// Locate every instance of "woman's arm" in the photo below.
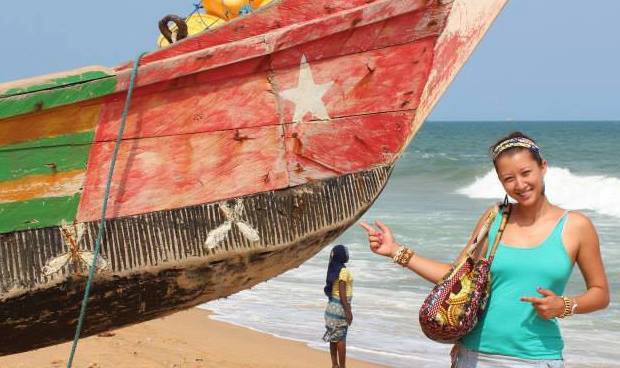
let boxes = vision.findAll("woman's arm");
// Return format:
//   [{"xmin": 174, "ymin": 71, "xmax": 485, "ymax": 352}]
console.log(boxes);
[
  {"xmin": 568, "ymin": 212, "xmax": 610, "ymax": 314},
  {"xmin": 339, "ymin": 280, "xmax": 352, "ymax": 325},
  {"xmin": 360, "ymin": 207, "xmax": 494, "ymax": 284}
]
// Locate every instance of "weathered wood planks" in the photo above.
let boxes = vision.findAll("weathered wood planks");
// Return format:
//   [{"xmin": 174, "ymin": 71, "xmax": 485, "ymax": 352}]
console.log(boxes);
[
  {"xmin": 0, "ymin": 67, "xmax": 114, "ymax": 98},
  {"xmin": 74, "ymin": 10, "xmax": 444, "ymax": 221},
  {"xmin": 77, "ymin": 126, "xmax": 289, "ymax": 222},
  {"xmin": 0, "ymin": 0, "xmax": 508, "ymax": 355},
  {"xmin": 0, "ymin": 78, "xmax": 116, "ymax": 120},
  {"xmin": 0, "ymin": 0, "xmax": 508, "ymax": 235},
  {"xmin": 113, "ymin": 0, "xmax": 435, "ymax": 93},
  {"xmin": 273, "ymin": 39, "xmax": 437, "ymax": 122},
  {"xmin": 129, "ymin": 0, "xmax": 402, "ymax": 67},
  {"xmin": 93, "ymin": 59, "xmax": 277, "ymax": 141},
  {"xmin": 0, "ymin": 103, "xmax": 102, "ymax": 233},
  {"xmin": 285, "ymin": 112, "xmax": 413, "ymax": 185}
]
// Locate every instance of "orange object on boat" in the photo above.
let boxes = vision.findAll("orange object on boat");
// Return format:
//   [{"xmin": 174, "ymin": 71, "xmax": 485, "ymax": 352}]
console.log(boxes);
[{"xmin": 203, "ymin": 0, "xmax": 254, "ymax": 20}]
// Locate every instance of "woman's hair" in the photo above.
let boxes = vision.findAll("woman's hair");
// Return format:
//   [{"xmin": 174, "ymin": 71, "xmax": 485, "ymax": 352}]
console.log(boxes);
[
  {"xmin": 323, "ymin": 245, "xmax": 349, "ymax": 298},
  {"xmin": 490, "ymin": 131, "xmax": 544, "ymax": 166}
]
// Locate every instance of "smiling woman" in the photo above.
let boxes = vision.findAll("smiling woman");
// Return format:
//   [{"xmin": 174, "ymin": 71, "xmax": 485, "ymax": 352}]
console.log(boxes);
[{"xmin": 361, "ymin": 131, "xmax": 611, "ymax": 367}]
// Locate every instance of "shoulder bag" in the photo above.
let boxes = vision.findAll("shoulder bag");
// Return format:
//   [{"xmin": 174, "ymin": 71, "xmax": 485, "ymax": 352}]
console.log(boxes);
[{"xmin": 418, "ymin": 203, "xmax": 511, "ymax": 343}]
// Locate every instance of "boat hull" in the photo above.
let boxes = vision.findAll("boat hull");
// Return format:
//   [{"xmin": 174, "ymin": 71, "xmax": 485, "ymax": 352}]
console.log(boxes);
[
  {"xmin": 0, "ymin": 0, "xmax": 507, "ymax": 355},
  {"xmin": 0, "ymin": 166, "xmax": 390, "ymax": 355}
]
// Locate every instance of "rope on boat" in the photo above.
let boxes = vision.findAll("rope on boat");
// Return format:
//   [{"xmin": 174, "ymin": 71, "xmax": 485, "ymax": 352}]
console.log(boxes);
[
  {"xmin": 192, "ymin": 2, "xmax": 204, "ymax": 11},
  {"xmin": 66, "ymin": 52, "xmax": 146, "ymax": 368}
]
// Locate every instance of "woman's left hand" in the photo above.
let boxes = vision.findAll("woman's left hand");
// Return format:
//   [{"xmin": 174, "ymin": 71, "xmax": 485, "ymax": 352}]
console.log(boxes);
[{"xmin": 520, "ymin": 287, "xmax": 565, "ymax": 319}]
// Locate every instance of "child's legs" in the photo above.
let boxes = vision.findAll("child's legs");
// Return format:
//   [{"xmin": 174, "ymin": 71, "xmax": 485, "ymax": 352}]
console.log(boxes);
[
  {"xmin": 329, "ymin": 342, "xmax": 338, "ymax": 367},
  {"xmin": 336, "ymin": 339, "xmax": 346, "ymax": 368}
]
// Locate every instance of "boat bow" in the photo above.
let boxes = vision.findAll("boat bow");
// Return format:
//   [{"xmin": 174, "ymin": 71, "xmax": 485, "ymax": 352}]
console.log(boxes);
[{"xmin": 0, "ymin": 0, "xmax": 506, "ymax": 355}]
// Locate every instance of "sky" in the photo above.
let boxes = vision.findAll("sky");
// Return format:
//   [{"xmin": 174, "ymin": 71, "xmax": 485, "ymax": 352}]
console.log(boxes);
[{"xmin": 0, "ymin": 0, "xmax": 618, "ymax": 121}]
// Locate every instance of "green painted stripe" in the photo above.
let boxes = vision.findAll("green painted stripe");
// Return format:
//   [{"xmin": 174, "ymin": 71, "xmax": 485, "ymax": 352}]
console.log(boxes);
[
  {"xmin": 0, "ymin": 131, "xmax": 94, "ymax": 152},
  {"xmin": 0, "ymin": 194, "xmax": 80, "ymax": 234},
  {"xmin": 1, "ymin": 71, "xmax": 112, "ymax": 98},
  {"xmin": 0, "ymin": 77, "xmax": 117, "ymax": 120},
  {"xmin": 0, "ymin": 142, "xmax": 91, "ymax": 181}
]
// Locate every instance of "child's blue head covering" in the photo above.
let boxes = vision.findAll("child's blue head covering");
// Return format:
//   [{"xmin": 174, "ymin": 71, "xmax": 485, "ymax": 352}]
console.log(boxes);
[{"xmin": 323, "ymin": 244, "xmax": 349, "ymax": 298}]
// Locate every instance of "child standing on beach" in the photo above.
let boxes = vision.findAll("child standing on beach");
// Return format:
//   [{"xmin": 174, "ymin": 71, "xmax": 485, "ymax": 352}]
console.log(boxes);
[{"xmin": 323, "ymin": 244, "xmax": 353, "ymax": 368}]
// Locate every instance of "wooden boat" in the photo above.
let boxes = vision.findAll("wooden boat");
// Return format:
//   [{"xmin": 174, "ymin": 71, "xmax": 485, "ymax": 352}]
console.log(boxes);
[{"xmin": 0, "ymin": 0, "xmax": 506, "ymax": 355}]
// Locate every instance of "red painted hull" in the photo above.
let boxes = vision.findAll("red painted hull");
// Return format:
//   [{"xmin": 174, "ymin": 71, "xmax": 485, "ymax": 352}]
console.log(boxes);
[
  {"xmin": 0, "ymin": 0, "xmax": 506, "ymax": 355},
  {"xmin": 79, "ymin": 0, "xmax": 506, "ymax": 222}
]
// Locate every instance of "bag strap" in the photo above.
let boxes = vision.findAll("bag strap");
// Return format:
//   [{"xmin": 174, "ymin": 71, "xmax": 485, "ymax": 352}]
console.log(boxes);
[
  {"xmin": 486, "ymin": 203, "xmax": 511, "ymax": 261},
  {"xmin": 461, "ymin": 204, "xmax": 499, "ymax": 259},
  {"xmin": 443, "ymin": 203, "xmax": 511, "ymax": 282},
  {"xmin": 470, "ymin": 205, "xmax": 499, "ymax": 252}
]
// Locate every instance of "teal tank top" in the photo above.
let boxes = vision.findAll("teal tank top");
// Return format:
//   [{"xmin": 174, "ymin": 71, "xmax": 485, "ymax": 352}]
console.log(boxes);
[{"xmin": 461, "ymin": 208, "xmax": 574, "ymax": 360}]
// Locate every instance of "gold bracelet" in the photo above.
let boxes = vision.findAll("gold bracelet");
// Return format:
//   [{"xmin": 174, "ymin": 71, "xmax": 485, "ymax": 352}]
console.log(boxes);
[
  {"xmin": 392, "ymin": 246, "xmax": 405, "ymax": 263},
  {"xmin": 394, "ymin": 246, "xmax": 408, "ymax": 264},
  {"xmin": 558, "ymin": 296, "xmax": 573, "ymax": 318},
  {"xmin": 401, "ymin": 248, "xmax": 415, "ymax": 266},
  {"xmin": 393, "ymin": 246, "xmax": 415, "ymax": 266}
]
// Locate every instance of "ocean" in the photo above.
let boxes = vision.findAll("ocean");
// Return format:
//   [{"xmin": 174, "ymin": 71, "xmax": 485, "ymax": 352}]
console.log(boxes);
[{"xmin": 202, "ymin": 121, "xmax": 620, "ymax": 367}]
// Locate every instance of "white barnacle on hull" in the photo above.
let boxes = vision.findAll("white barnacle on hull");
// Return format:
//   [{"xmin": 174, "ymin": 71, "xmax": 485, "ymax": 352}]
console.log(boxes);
[
  {"xmin": 204, "ymin": 198, "xmax": 260, "ymax": 249},
  {"xmin": 42, "ymin": 221, "xmax": 110, "ymax": 276},
  {"xmin": 77, "ymin": 251, "xmax": 109, "ymax": 273},
  {"xmin": 204, "ymin": 221, "xmax": 232, "ymax": 249},
  {"xmin": 41, "ymin": 253, "xmax": 72, "ymax": 276},
  {"xmin": 235, "ymin": 221, "xmax": 260, "ymax": 242}
]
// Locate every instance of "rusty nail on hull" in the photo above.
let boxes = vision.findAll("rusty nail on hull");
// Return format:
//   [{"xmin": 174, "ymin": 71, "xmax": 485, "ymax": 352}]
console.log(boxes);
[
  {"xmin": 233, "ymin": 130, "xmax": 253, "ymax": 142},
  {"xmin": 45, "ymin": 163, "xmax": 57, "ymax": 173}
]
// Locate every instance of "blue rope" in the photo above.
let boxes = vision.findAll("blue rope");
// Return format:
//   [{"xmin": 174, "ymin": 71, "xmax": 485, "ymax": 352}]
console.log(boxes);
[
  {"xmin": 66, "ymin": 52, "xmax": 146, "ymax": 368},
  {"xmin": 187, "ymin": 2, "xmax": 204, "ymax": 19},
  {"xmin": 239, "ymin": 4, "xmax": 253, "ymax": 16},
  {"xmin": 193, "ymin": 2, "xmax": 204, "ymax": 11}
]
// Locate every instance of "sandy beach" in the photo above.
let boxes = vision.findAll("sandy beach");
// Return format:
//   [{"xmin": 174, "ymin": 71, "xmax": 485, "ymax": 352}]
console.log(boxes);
[{"xmin": 0, "ymin": 308, "xmax": 385, "ymax": 368}]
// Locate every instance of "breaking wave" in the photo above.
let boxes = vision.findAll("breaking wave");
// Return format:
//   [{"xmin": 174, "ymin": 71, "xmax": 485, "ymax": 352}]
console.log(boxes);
[{"xmin": 457, "ymin": 167, "xmax": 620, "ymax": 218}]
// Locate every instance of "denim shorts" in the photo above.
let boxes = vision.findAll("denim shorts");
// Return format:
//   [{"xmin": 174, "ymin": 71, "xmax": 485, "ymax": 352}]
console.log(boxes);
[{"xmin": 456, "ymin": 346, "xmax": 564, "ymax": 368}]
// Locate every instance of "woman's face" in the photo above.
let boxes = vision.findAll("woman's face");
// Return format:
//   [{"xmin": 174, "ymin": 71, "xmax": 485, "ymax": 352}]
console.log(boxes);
[{"xmin": 495, "ymin": 150, "xmax": 547, "ymax": 206}]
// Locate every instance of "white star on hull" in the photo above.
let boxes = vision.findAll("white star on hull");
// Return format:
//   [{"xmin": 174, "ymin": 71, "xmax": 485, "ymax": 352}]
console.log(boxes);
[{"xmin": 279, "ymin": 55, "xmax": 334, "ymax": 123}]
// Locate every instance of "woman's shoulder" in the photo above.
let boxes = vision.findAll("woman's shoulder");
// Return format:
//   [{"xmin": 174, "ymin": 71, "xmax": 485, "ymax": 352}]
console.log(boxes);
[
  {"xmin": 565, "ymin": 210, "xmax": 596, "ymax": 231},
  {"xmin": 562, "ymin": 209, "xmax": 598, "ymax": 249}
]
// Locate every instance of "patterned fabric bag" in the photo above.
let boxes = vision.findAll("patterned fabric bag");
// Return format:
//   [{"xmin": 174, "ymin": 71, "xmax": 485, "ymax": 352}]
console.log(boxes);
[{"xmin": 419, "ymin": 203, "xmax": 511, "ymax": 344}]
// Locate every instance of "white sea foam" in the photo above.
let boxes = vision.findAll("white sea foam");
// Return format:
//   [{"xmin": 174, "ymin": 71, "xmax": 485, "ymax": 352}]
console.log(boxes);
[{"xmin": 457, "ymin": 167, "xmax": 620, "ymax": 218}]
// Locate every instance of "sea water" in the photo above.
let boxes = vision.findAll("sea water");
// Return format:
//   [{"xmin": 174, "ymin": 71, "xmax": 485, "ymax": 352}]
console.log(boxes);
[{"xmin": 203, "ymin": 121, "xmax": 620, "ymax": 367}]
